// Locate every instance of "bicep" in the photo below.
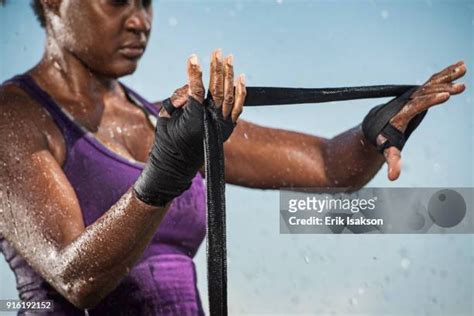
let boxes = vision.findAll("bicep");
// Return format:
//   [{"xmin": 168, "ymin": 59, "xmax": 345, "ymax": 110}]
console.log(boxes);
[
  {"xmin": 223, "ymin": 119, "xmax": 329, "ymax": 188},
  {"xmin": 1, "ymin": 110, "xmax": 85, "ymax": 280}
]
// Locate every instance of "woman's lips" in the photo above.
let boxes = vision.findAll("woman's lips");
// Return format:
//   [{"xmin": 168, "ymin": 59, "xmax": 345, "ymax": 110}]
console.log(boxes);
[{"xmin": 119, "ymin": 46, "xmax": 145, "ymax": 59}]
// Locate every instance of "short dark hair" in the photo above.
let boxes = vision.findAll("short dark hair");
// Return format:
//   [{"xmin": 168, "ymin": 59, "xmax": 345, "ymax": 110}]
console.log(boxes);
[{"xmin": 31, "ymin": 0, "xmax": 46, "ymax": 28}]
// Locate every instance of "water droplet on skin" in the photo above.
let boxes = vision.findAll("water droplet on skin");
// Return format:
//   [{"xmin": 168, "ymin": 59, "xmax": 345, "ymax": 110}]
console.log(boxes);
[{"xmin": 243, "ymin": 132, "xmax": 249, "ymax": 140}]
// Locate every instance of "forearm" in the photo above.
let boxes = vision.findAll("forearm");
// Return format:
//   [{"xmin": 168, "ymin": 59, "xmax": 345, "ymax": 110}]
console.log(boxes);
[
  {"xmin": 323, "ymin": 124, "xmax": 385, "ymax": 189},
  {"xmin": 224, "ymin": 121, "xmax": 329, "ymax": 188},
  {"xmin": 50, "ymin": 189, "xmax": 167, "ymax": 308}
]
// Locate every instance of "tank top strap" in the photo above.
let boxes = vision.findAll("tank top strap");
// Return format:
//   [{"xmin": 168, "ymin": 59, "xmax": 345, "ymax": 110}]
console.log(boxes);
[{"xmin": 4, "ymin": 74, "xmax": 85, "ymax": 141}]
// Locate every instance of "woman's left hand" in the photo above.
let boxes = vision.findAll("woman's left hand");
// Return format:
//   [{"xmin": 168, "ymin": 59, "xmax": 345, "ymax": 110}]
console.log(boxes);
[{"xmin": 379, "ymin": 61, "xmax": 467, "ymax": 181}]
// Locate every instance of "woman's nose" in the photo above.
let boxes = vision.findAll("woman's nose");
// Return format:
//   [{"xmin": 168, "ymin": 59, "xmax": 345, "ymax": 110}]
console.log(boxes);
[{"xmin": 125, "ymin": 8, "xmax": 151, "ymax": 34}]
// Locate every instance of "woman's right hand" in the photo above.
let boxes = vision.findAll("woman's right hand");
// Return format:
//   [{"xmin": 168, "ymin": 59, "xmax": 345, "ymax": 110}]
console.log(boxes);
[
  {"xmin": 133, "ymin": 55, "xmax": 207, "ymax": 207},
  {"xmin": 163, "ymin": 50, "xmax": 247, "ymax": 141},
  {"xmin": 134, "ymin": 52, "xmax": 246, "ymax": 207}
]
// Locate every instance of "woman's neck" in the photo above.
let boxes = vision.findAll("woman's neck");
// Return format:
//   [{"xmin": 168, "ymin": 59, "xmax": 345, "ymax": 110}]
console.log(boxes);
[{"xmin": 29, "ymin": 37, "xmax": 123, "ymax": 103}]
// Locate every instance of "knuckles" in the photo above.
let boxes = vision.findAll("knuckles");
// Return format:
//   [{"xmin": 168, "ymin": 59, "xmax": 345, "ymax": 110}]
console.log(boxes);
[{"xmin": 224, "ymin": 95, "xmax": 234, "ymax": 105}]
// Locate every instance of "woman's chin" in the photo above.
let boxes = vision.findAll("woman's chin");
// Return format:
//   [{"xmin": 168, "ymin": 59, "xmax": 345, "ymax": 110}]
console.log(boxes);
[{"xmin": 100, "ymin": 60, "xmax": 140, "ymax": 78}]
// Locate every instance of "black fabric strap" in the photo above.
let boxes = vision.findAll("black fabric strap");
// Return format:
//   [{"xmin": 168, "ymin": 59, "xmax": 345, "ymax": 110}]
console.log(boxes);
[
  {"xmin": 203, "ymin": 96, "xmax": 228, "ymax": 316},
  {"xmin": 378, "ymin": 123, "xmax": 406, "ymax": 152},
  {"xmin": 244, "ymin": 85, "xmax": 418, "ymax": 106},
  {"xmin": 201, "ymin": 84, "xmax": 422, "ymax": 315},
  {"xmin": 360, "ymin": 87, "xmax": 426, "ymax": 153},
  {"xmin": 161, "ymin": 98, "xmax": 176, "ymax": 116}
]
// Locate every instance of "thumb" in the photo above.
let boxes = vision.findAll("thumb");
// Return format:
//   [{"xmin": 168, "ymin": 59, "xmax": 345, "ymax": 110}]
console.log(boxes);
[
  {"xmin": 187, "ymin": 54, "xmax": 205, "ymax": 103},
  {"xmin": 384, "ymin": 146, "xmax": 402, "ymax": 181}
]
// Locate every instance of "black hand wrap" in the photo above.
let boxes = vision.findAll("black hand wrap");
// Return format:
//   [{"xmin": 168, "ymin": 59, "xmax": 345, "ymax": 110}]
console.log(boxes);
[
  {"xmin": 133, "ymin": 97, "xmax": 205, "ymax": 207},
  {"xmin": 362, "ymin": 87, "xmax": 428, "ymax": 153},
  {"xmin": 133, "ymin": 96, "xmax": 236, "ymax": 207},
  {"xmin": 161, "ymin": 97, "xmax": 236, "ymax": 142}
]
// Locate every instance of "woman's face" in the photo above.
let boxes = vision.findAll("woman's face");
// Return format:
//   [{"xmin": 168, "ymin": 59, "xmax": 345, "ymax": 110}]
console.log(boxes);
[{"xmin": 50, "ymin": 0, "xmax": 153, "ymax": 78}]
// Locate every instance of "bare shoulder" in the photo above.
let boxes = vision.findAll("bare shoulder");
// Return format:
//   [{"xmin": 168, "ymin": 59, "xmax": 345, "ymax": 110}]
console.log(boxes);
[{"xmin": 0, "ymin": 83, "xmax": 66, "ymax": 165}]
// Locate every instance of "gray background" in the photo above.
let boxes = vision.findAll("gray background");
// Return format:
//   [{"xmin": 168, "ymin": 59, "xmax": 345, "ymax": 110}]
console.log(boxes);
[{"xmin": 1, "ymin": 0, "xmax": 473, "ymax": 315}]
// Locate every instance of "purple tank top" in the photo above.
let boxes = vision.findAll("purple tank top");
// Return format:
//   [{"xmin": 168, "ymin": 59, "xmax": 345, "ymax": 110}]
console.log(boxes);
[{"xmin": 0, "ymin": 75, "xmax": 207, "ymax": 315}]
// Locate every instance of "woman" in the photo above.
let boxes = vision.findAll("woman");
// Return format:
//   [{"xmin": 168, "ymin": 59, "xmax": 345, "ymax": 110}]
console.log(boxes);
[{"xmin": 0, "ymin": 0, "xmax": 466, "ymax": 315}]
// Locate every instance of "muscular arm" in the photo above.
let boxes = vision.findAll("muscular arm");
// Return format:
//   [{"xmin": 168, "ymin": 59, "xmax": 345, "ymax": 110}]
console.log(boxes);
[
  {"xmin": 0, "ymin": 93, "xmax": 169, "ymax": 309},
  {"xmin": 224, "ymin": 120, "xmax": 383, "ymax": 190},
  {"xmin": 224, "ymin": 62, "xmax": 466, "ymax": 190}
]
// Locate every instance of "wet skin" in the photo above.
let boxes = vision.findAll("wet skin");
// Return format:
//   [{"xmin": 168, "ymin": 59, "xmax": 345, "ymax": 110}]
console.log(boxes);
[{"xmin": 0, "ymin": 0, "xmax": 467, "ymax": 310}]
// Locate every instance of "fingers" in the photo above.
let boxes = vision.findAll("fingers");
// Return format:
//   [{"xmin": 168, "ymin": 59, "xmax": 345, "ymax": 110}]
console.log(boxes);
[
  {"xmin": 160, "ymin": 84, "xmax": 189, "ymax": 118},
  {"xmin": 383, "ymin": 146, "xmax": 402, "ymax": 181},
  {"xmin": 412, "ymin": 82, "xmax": 465, "ymax": 97},
  {"xmin": 379, "ymin": 61, "xmax": 467, "ymax": 181},
  {"xmin": 390, "ymin": 60, "xmax": 466, "ymax": 131},
  {"xmin": 209, "ymin": 49, "xmax": 224, "ymax": 107},
  {"xmin": 231, "ymin": 75, "xmax": 246, "ymax": 123},
  {"xmin": 209, "ymin": 49, "xmax": 246, "ymax": 122},
  {"xmin": 187, "ymin": 55, "xmax": 205, "ymax": 103},
  {"xmin": 170, "ymin": 84, "xmax": 189, "ymax": 108},
  {"xmin": 222, "ymin": 55, "xmax": 235, "ymax": 119},
  {"xmin": 391, "ymin": 92, "xmax": 450, "ymax": 130},
  {"xmin": 426, "ymin": 61, "xmax": 466, "ymax": 85},
  {"xmin": 186, "ymin": 50, "xmax": 245, "ymax": 123}
]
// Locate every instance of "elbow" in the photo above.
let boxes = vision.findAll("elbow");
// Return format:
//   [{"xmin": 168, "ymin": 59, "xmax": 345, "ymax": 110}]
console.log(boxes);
[
  {"xmin": 339, "ymin": 183, "xmax": 365, "ymax": 193},
  {"xmin": 68, "ymin": 289, "xmax": 103, "ymax": 310},
  {"xmin": 324, "ymin": 179, "xmax": 365, "ymax": 193},
  {"xmin": 53, "ymin": 277, "xmax": 108, "ymax": 310},
  {"xmin": 323, "ymin": 171, "xmax": 366, "ymax": 193},
  {"xmin": 328, "ymin": 176, "xmax": 367, "ymax": 193}
]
